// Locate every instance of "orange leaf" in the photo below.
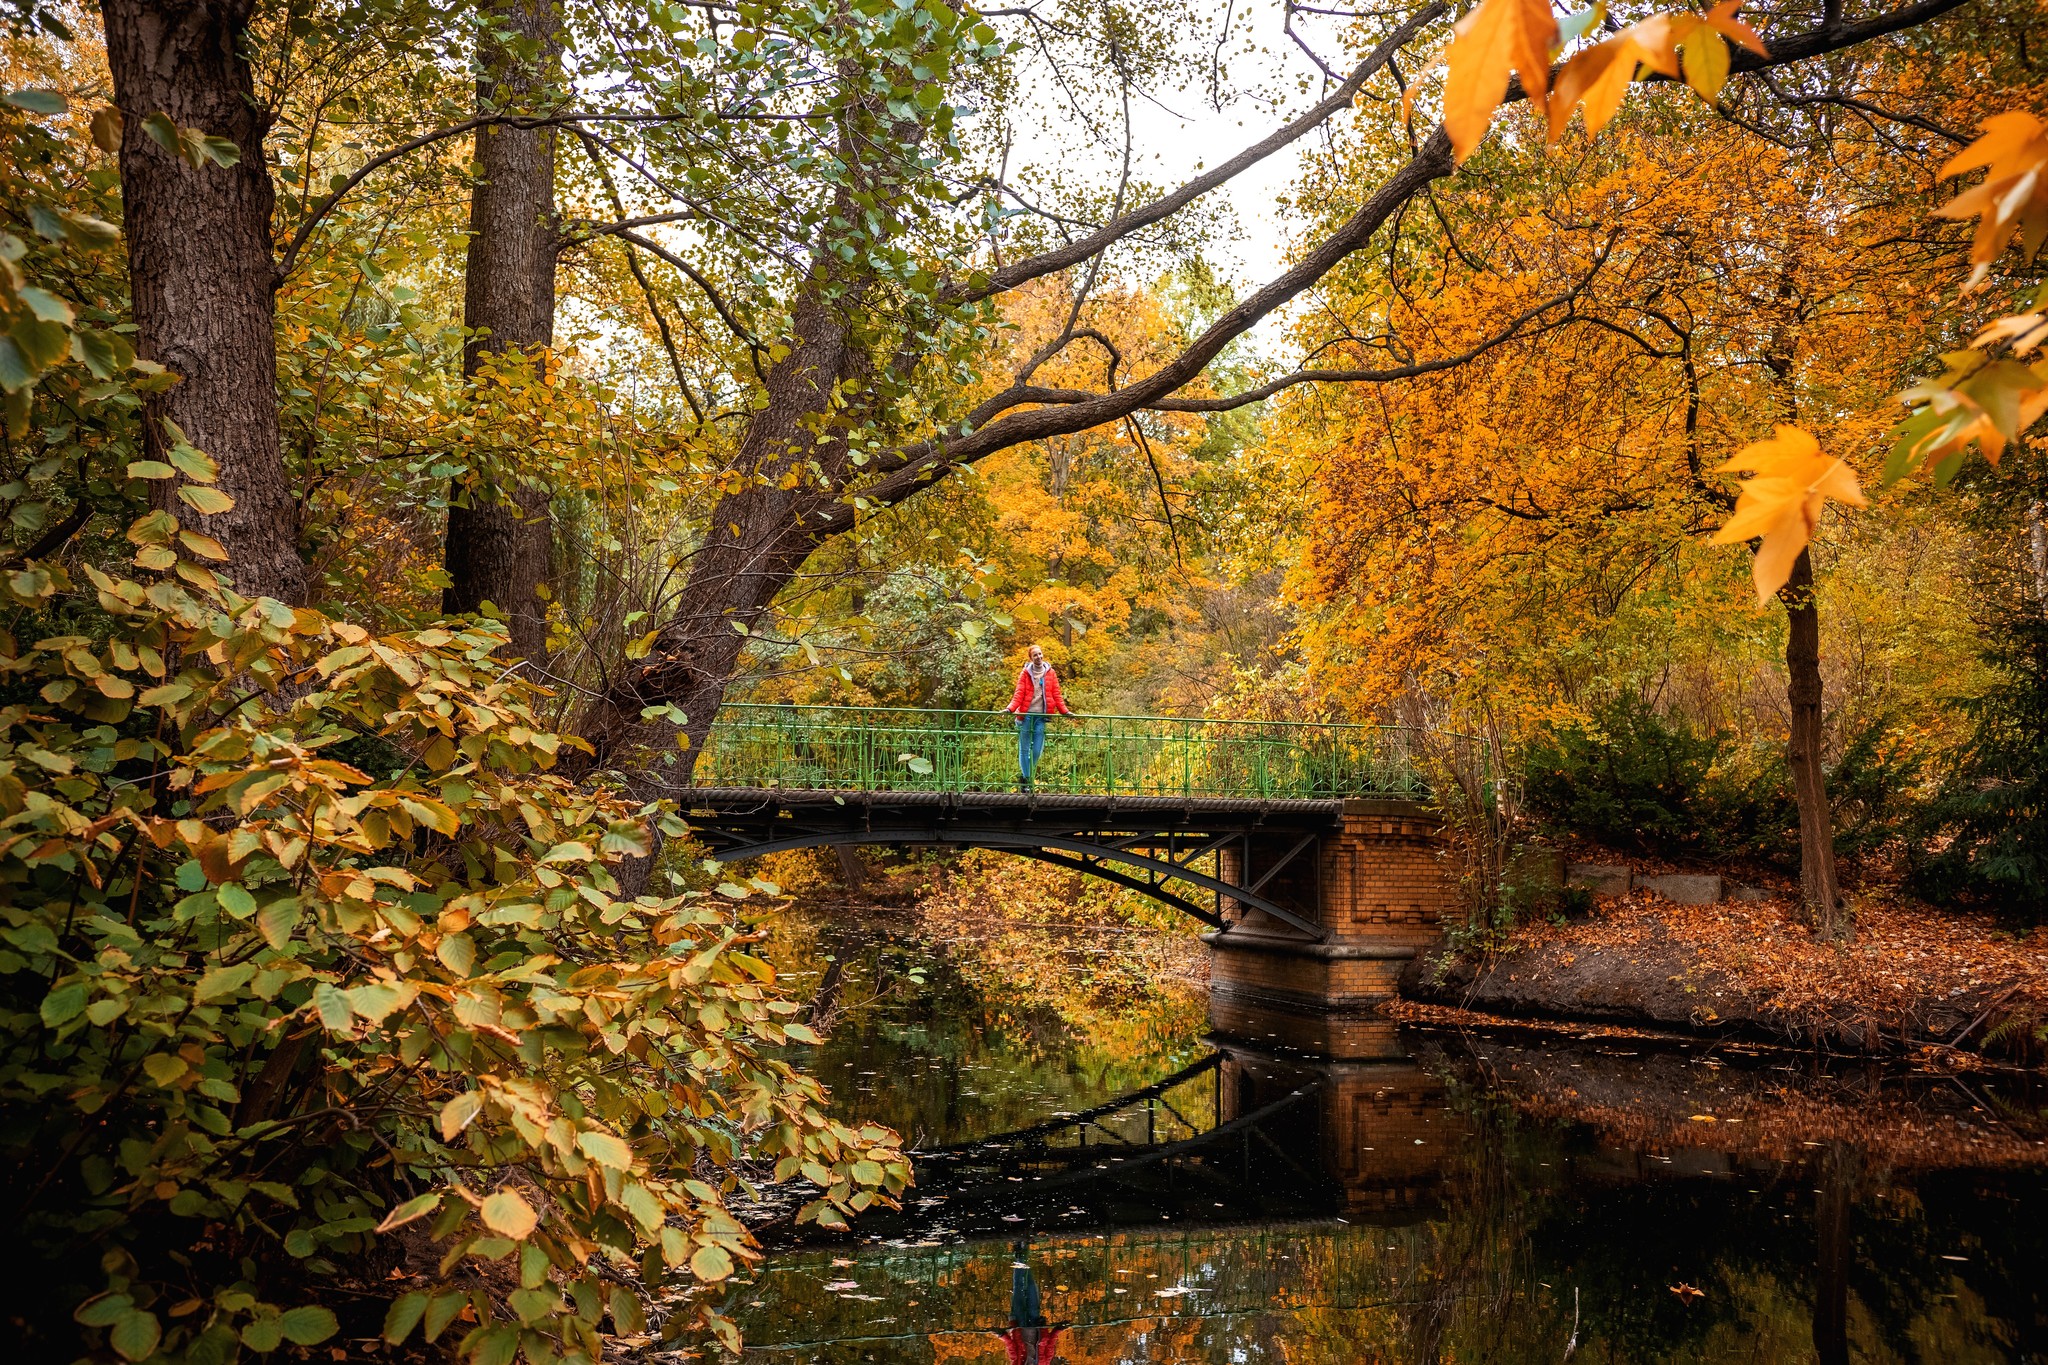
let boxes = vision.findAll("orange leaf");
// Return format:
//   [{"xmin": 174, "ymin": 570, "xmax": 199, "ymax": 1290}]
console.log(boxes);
[
  {"xmin": 1708, "ymin": 425, "xmax": 1867, "ymax": 604},
  {"xmin": 1549, "ymin": 35, "xmax": 1649, "ymax": 140},
  {"xmin": 1703, "ymin": 0, "xmax": 1767, "ymax": 54},
  {"xmin": 1443, "ymin": 0, "xmax": 1559, "ymax": 161},
  {"xmin": 1934, "ymin": 111, "xmax": 2048, "ymax": 281}
]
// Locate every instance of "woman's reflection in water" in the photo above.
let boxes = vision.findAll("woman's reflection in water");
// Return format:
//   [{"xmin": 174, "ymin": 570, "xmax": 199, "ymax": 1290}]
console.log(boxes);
[{"xmin": 995, "ymin": 1241, "xmax": 1063, "ymax": 1364}]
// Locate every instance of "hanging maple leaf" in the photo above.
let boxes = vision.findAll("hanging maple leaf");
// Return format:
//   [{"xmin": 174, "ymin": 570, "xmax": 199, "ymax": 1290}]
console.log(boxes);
[
  {"xmin": 1709, "ymin": 425, "xmax": 1868, "ymax": 605},
  {"xmin": 1549, "ymin": 1, "xmax": 1765, "ymax": 140},
  {"xmin": 1442, "ymin": 0, "xmax": 1560, "ymax": 161},
  {"xmin": 1934, "ymin": 111, "xmax": 2048, "ymax": 286}
]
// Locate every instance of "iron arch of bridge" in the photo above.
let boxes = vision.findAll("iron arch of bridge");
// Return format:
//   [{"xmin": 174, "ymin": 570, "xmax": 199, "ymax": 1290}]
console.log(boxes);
[{"xmin": 682, "ymin": 788, "xmax": 1336, "ymax": 941}]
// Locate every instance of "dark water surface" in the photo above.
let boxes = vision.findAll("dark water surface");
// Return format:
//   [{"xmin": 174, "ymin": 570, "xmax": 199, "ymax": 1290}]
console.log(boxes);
[{"xmin": 728, "ymin": 907, "xmax": 2048, "ymax": 1363}]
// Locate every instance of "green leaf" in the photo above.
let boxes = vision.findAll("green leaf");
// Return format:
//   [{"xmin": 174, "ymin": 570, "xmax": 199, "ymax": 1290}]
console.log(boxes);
[
  {"xmin": 436, "ymin": 932, "xmax": 475, "ymax": 976},
  {"xmin": 375, "ymin": 1191, "xmax": 441, "ymax": 1233},
  {"xmin": 40, "ymin": 981, "xmax": 87, "ymax": 1027},
  {"xmin": 140, "ymin": 112, "xmax": 183, "ymax": 158},
  {"xmin": 278, "ymin": 1306, "xmax": 337, "ymax": 1346},
  {"xmin": 74, "ymin": 1292, "xmax": 133, "ymax": 1327},
  {"xmin": 167, "ymin": 442, "xmax": 219, "ymax": 483},
  {"xmin": 608, "ymin": 1287, "xmax": 646, "ymax": 1333},
  {"xmin": 4, "ymin": 88, "xmax": 67, "ymax": 114},
  {"xmin": 108, "ymin": 1308, "xmax": 161, "ymax": 1362},
  {"xmin": 346, "ymin": 980, "xmax": 411, "ymax": 1024},
  {"xmin": 143, "ymin": 1052, "xmax": 188, "ymax": 1086},
  {"xmin": 240, "ymin": 1314, "xmax": 282, "ymax": 1352},
  {"xmin": 422, "ymin": 1292, "xmax": 467, "ymax": 1343},
  {"xmin": 16, "ymin": 286, "xmax": 73, "ymax": 324},
  {"xmin": 216, "ymin": 882, "xmax": 257, "ymax": 918},
  {"xmin": 381, "ymin": 1292, "xmax": 428, "ymax": 1344},
  {"xmin": 469, "ymin": 1324, "xmax": 519, "ymax": 1365},
  {"xmin": 312, "ymin": 982, "xmax": 353, "ymax": 1033},
  {"xmin": 195, "ymin": 962, "xmax": 255, "ymax": 1001},
  {"xmin": 256, "ymin": 898, "xmax": 300, "ymax": 950}
]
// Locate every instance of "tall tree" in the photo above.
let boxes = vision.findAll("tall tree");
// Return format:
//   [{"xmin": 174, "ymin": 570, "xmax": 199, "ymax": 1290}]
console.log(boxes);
[
  {"xmin": 442, "ymin": 0, "xmax": 562, "ymax": 659},
  {"xmin": 98, "ymin": 0, "xmax": 306, "ymax": 602},
  {"xmin": 570, "ymin": 0, "xmax": 1972, "ymax": 770}
]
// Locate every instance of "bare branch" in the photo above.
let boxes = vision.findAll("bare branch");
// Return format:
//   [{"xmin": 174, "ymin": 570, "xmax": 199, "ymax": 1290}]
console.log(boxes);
[
  {"xmin": 946, "ymin": 2, "xmax": 1450, "ymax": 305},
  {"xmin": 273, "ymin": 111, "xmax": 689, "ymax": 284}
]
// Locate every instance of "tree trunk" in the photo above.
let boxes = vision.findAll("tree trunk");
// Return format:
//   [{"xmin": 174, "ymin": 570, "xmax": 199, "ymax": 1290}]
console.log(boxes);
[
  {"xmin": 100, "ymin": 0, "xmax": 306, "ymax": 604},
  {"xmin": 442, "ymin": 0, "xmax": 559, "ymax": 660},
  {"xmin": 579, "ymin": 292, "xmax": 864, "ymax": 768},
  {"xmin": 1781, "ymin": 547, "xmax": 1844, "ymax": 933}
]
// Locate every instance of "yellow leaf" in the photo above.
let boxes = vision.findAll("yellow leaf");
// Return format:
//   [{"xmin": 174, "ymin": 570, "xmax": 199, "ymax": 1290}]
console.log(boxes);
[
  {"xmin": 1708, "ymin": 425, "xmax": 1867, "ymax": 604},
  {"xmin": 439, "ymin": 1092, "xmax": 483, "ymax": 1141},
  {"xmin": 480, "ymin": 1189, "xmax": 537, "ymax": 1239},
  {"xmin": 576, "ymin": 1130, "xmax": 635, "ymax": 1170},
  {"xmin": 688, "ymin": 1243, "xmax": 734, "ymax": 1281},
  {"xmin": 1443, "ymin": 0, "xmax": 1559, "ymax": 161},
  {"xmin": 1678, "ymin": 28, "xmax": 1730, "ymax": 101}
]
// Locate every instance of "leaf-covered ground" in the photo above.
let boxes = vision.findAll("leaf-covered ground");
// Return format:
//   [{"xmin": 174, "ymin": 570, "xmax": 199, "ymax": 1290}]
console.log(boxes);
[{"xmin": 1405, "ymin": 886, "xmax": 2048, "ymax": 1060}]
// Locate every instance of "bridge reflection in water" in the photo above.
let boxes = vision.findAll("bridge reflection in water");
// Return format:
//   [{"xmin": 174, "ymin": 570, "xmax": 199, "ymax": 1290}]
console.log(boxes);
[
  {"xmin": 729, "ymin": 1023, "xmax": 1482, "ymax": 1359},
  {"xmin": 724, "ymin": 1012, "xmax": 2048, "ymax": 1364}
]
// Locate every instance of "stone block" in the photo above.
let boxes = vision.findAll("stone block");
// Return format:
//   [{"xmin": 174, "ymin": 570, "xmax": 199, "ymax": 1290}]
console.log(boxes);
[
  {"xmin": 1638, "ymin": 872, "xmax": 1723, "ymax": 905},
  {"xmin": 1566, "ymin": 863, "xmax": 1632, "ymax": 897}
]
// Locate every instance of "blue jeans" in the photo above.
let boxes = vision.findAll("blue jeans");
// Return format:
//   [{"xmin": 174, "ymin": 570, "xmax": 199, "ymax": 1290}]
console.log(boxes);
[{"xmin": 1016, "ymin": 714, "xmax": 1048, "ymax": 784}]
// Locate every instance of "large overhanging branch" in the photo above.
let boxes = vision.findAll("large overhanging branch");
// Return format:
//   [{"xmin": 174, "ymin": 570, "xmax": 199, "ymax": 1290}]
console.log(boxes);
[
  {"xmin": 819, "ymin": 0, "xmax": 1980, "ymax": 532},
  {"xmin": 940, "ymin": 1, "xmax": 1451, "ymax": 307}
]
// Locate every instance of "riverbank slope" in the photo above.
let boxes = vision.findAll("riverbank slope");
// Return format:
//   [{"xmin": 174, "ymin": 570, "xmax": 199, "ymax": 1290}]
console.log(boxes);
[{"xmin": 1400, "ymin": 890, "xmax": 2048, "ymax": 1061}]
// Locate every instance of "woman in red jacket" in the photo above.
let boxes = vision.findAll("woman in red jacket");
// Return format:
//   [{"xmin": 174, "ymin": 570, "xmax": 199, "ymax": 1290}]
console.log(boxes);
[{"xmin": 1005, "ymin": 644, "xmax": 1073, "ymax": 790}]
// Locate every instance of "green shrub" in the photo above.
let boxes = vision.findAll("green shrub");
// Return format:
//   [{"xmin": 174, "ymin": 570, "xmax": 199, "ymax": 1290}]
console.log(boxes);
[
  {"xmin": 1521, "ymin": 697, "xmax": 1916, "ymax": 864},
  {"xmin": 1, "ymin": 144, "xmax": 905, "ymax": 1361},
  {"xmin": 1916, "ymin": 611, "xmax": 2048, "ymax": 919},
  {"xmin": 1521, "ymin": 696, "xmax": 1734, "ymax": 854}
]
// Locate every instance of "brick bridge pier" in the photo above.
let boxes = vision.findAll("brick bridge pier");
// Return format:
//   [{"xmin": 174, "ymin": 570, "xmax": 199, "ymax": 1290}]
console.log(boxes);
[{"xmin": 1206, "ymin": 799, "xmax": 1456, "ymax": 1058}]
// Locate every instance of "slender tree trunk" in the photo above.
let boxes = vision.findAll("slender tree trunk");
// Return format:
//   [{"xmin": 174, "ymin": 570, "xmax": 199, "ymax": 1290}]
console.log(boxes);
[
  {"xmin": 1781, "ymin": 547, "xmax": 1844, "ymax": 933},
  {"xmin": 442, "ymin": 0, "xmax": 559, "ymax": 660},
  {"xmin": 1811, "ymin": 1144, "xmax": 1855, "ymax": 1365},
  {"xmin": 100, "ymin": 0, "xmax": 305, "ymax": 604}
]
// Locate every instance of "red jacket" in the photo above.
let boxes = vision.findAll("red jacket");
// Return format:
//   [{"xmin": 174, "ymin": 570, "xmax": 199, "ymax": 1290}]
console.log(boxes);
[
  {"xmin": 1003, "ymin": 1327, "xmax": 1061, "ymax": 1364},
  {"xmin": 1007, "ymin": 665, "xmax": 1072, "ymax": 716}
]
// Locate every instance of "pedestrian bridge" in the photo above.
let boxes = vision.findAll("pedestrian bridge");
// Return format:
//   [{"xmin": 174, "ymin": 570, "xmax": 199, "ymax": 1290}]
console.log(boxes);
[{"xmin": 681, "ymin": 705, "xmax": 1471, "ymax": 1056}]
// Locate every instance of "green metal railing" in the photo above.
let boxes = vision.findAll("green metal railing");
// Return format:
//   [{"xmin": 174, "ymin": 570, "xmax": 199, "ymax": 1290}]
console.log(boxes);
[{"xmin": 692, "ymin": 704, "xmax": 1432, "ymax": 800}]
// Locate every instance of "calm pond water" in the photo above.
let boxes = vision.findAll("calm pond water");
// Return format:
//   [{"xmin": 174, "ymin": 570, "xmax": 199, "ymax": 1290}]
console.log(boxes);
[{"xmin": 721, "ymin": 904, "xmax": 2048, "ymax": 1364}]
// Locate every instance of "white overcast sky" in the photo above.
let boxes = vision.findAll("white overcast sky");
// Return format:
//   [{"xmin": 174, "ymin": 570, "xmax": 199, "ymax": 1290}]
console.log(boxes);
[{"xmin": 994, "ymin": 2, "xmax": 1366, "ymax": 345}]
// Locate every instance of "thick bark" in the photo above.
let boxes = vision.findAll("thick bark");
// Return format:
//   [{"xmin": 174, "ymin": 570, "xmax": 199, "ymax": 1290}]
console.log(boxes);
[
  {"xmin": 1781, "ymin": 548, "xmax": 1844, "ymax": 933},
  {"xmin": 442, "ymin": 0, "xmax": 560, "ymax": 660},
  {"xmin": 100, "ymin": 0, "xmax": 305, "ymax": 604}
]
